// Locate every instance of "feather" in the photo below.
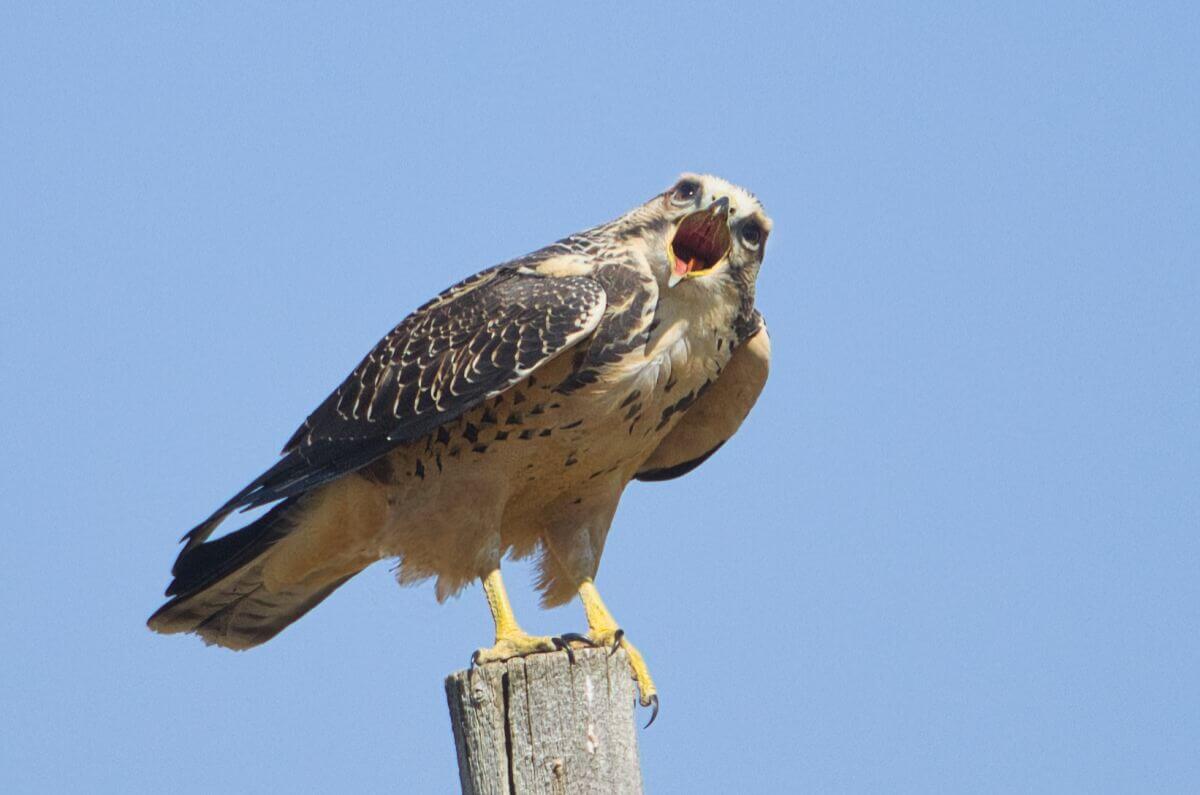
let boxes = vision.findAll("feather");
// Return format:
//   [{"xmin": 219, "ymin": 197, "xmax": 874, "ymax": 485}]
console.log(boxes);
[{"xmin": 178, "ymin": 267, "xmax": 606, "ymax": 553}]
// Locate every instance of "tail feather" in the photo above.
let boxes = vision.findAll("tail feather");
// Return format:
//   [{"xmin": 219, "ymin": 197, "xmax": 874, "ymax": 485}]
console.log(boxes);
[
  {"xmin": 148, "ymin": 497, "xmax": 361, "ymax": 649},
  {"xmin": 167, "ymin": 498, "xmax": 296, "ymax": 596}
]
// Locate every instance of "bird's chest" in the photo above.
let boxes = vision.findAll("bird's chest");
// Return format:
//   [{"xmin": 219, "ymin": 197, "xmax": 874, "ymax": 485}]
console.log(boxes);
[
  {"xmin": 558, "ymin": 308, "xmax": 735, "ymax": 476},
  {"xmin": 627, "ymin": 315, "xmax": 730, "ymax": 425}
]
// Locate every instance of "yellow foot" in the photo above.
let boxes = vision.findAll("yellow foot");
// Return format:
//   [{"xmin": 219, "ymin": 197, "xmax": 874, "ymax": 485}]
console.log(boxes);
[
  {"xmin": 569, "ymin": 627, "xmax": 659, "ymax": 726},
  {"xmin": 471, "ymin": 632, "xmax": 571, "ymax": 667}
]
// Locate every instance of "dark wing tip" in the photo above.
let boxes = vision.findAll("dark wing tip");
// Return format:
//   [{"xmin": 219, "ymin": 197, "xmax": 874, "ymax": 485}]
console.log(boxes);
[{"xmin": 634, "ymin": 443, "xmax": 724, "ymax": 482}]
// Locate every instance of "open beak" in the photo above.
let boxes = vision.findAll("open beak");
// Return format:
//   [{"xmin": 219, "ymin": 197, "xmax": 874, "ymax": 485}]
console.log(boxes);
[{"xmin": 668, "ymin": 197, "xmax": 732, "ymax": 288}]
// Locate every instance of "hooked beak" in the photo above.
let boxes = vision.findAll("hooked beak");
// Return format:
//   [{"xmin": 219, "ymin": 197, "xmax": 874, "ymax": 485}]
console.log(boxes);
[{"xmin": 668, "ymin": 198, "xmax": 732, "ymax": 287}]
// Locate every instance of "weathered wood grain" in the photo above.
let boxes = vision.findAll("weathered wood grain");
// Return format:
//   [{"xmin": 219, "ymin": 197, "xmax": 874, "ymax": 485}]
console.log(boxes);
[{"xmin": 445, "ymin": 647, "xmax": 643, "ymax": 794}]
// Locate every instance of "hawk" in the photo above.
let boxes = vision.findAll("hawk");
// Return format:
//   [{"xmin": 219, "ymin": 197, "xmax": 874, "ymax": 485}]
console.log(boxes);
[{"xmin": 149, "ymin": 174, "xmax": 772, "ymax": 723}]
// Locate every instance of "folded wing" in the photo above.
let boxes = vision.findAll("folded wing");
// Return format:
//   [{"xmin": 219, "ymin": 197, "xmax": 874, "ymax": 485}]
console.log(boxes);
[{"xmin": 181, "ymin": 266, "xmax": 607, "ymax": 554}]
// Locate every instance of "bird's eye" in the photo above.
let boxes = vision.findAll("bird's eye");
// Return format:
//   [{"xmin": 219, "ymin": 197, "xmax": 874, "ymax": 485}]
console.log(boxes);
[
  {"xmin": 741, "ymin": 221, "xmax": 763, "ymax": 248},
  {"xmin": 672, "ymin": 180, "xmax": 700, "ymax": 204}
]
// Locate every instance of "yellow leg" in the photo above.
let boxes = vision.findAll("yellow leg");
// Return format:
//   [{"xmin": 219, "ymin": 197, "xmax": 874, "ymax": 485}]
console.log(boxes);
[
  {"xmin": 578, "ymin": 579, "xmax": 659, "ymax": 717},
  {"xmin": 473, "ymin": 568, "xmax": 563, "ymax": 665}
]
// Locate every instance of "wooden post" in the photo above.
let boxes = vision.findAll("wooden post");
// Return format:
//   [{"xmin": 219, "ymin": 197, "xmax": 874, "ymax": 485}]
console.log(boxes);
[{"xmin": 445, "ymin": 647, "xmax": 644, "ymax": 794}]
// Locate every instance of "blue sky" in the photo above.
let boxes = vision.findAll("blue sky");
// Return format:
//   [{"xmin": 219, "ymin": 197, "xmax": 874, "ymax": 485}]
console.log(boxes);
[{"xmin": 2, "ymin": 3, "xmax": 1197, "ymax": 792}]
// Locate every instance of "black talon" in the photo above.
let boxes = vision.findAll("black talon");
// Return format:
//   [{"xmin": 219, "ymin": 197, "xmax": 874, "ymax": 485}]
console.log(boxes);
[
  {"xmin": 644, "ymin": 694, "xmax": 660, "ymax": 728},
  {"xmin": 470, "ymin": 650, "xmax": 482, "ymax": 668},
  {"xmin": 552, "ymin": 636, "xmax": 576, "ymax": 664},
  {"xmin": 609, "ymin": 628, "xmax": 625, "ymax": 656},
  {"xmin": 558, "ymin": 632, "xmax": 595, "ymax": 647}
]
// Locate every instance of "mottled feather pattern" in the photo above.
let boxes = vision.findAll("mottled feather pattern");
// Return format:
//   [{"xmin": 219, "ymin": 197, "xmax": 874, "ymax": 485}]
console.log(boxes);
[
  {"xmin": 308, "ymin": 270, "xmax": 605, "ymax": 441},
  {"xmin": 276, "ymin": 269, "xmax": 603, "ymax": 488},
  {"xmin": 555, "ymin": 262, "xmax": 657, "ymax": 394},
  {"xmin": 179, "ymin": 266, "xmax": 605, "ymax": 554}
]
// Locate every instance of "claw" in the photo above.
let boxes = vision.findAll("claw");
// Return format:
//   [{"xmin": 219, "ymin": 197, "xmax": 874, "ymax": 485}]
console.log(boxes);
[
  {"xmin": 609, "ymin": 628, "xmax": 625, "ymax": 656},
  {"xmin": 551, "ymin": 636, "xmax": 576, "ymax": 664},
  {"xmin": 644, "ymin": 694, "xmax": 659, "ymax": 728},
  {"xmin": 557, "ymin": 632, "xmax": 595, "ymax": 647}
]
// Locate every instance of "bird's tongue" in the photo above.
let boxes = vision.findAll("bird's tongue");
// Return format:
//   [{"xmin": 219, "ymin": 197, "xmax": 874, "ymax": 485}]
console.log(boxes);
[{"xmin": 674, "ymin": 255, "xmax": 696, "ymax": 277}]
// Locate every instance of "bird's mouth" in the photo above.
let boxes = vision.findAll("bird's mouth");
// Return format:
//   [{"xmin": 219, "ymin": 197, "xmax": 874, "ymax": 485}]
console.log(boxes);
[{"xmin": 668, "ymin": 207, "xmax": 731, "ymax": 283}]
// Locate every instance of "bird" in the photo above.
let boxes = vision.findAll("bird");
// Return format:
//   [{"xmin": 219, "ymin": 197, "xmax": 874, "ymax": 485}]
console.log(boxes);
[{"xmin": 148, "ymin": 173, "xmax": 772, "ymax": 723}]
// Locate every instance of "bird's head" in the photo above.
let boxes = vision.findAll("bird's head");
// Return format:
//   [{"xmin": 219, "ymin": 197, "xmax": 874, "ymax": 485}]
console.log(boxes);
[{"xmin": 628, "ymin": 174, "xmax": 771, "ymax": 302}]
